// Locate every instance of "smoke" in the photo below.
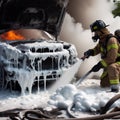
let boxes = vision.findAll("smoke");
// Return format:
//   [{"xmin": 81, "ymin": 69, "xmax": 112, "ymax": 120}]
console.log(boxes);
[
  {"xmin": 67, "ymin": 0, "xmax": 114, "ymax": 28},
  {"xmin": 59, "ymin": 0, "xmax": 120, "ymax": 78}
]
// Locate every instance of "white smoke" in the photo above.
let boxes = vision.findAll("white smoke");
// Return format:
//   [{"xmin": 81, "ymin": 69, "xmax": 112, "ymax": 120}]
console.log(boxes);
[
  {"xmin": 67, "ymin": 0, "xmax": 115, "ymax": 28},
  {"xmin": 60, "ymin": 0, "xmax": 120, "ymax": 78}
]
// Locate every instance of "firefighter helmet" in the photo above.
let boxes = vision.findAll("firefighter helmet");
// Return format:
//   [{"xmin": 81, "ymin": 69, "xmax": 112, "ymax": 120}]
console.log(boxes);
[
  {"xmin": 90, "ymin": 20, "xmax": 109, "ymax": 32},
  {"xmin": 115, "ymin": 29, "xmax": 120, "ymax": 37},
  {"xmin": 115, "ymin": 29, "xmax": 120, "ymax": 41}
]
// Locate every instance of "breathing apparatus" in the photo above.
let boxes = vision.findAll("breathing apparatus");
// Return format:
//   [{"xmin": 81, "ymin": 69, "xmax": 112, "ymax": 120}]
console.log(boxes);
[{"xmin": 92, "ymin": 34, "xmax": 99, "ymax": 42}]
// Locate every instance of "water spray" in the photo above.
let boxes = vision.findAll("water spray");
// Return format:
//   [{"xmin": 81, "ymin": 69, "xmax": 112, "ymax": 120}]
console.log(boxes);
[{"xmin": 75, "ymin": 56, "xmax": 93, "ymax": 87}]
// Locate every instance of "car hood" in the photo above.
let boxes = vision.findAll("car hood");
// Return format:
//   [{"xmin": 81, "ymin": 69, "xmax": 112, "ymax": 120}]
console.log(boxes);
[{"xmin": 0, "ymin": 0, "xmax": 69, "ymax": 38}]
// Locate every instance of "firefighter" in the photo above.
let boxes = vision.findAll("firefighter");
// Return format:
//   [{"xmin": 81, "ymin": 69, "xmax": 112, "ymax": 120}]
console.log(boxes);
[{"xmin": 84, "ymin": 20, "xmax": 120, "ymax": 92}]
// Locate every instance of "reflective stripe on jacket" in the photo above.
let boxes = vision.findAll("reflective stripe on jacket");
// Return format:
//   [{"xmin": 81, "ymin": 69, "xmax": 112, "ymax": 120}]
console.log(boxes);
[{"xmin": 91, "ymin": 36, "xmax": 120, "ymax": 68}]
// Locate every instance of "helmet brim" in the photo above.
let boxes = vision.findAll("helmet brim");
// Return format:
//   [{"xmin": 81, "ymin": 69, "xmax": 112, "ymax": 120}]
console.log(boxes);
[{"xmin": 91, "ymin": 24, "xmax": 109, "ymax": 32}]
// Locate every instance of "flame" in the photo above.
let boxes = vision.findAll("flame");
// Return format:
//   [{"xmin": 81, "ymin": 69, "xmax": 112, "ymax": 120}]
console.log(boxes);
[{"xmin": 0, "ymin": 30, "xmax": 25, "ymax": 40}]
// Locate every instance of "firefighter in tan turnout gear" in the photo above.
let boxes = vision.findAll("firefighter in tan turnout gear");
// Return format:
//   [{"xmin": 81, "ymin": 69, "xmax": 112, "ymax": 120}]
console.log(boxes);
[{"xmin": 84, "ymin": 20, "xmax": 120, "ymax": 92}]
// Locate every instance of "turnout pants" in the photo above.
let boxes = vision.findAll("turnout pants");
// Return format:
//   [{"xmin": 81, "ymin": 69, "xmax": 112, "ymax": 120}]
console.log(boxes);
[{"xmin": 100, "ymin": 62, "xmax": 120, "ymax": 87}]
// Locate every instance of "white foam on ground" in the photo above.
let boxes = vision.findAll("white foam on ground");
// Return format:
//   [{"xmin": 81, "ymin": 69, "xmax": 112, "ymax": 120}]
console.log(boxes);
[{"xmin": 48, "ymin": 79, "xmax": 120, "ymax": 116}]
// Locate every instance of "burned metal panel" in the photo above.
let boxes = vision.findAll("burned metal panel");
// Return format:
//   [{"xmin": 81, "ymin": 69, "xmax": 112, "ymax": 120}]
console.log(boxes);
[{"xmin": 0, "ymin": 0, "xmax": 69, "ymax": 38}]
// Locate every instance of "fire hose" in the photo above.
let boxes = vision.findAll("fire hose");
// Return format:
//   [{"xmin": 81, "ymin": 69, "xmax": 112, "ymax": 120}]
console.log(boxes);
[
  {"xmin": 18, "ymin": 95, "xmax": 120, "ymax": 120},
  {"xmin": 67, "ymin": 93, "xmax": 120, "ymax": 120},
  {"xmin": 75, "ymin": 69, "xmax": 93, "ymax": 87},
  {"xmin": 5, "ymin": 94, "xmax": 120, "ymax": 120},
  {"xmin": 100, "ymin": 93, "xmax": 120, "ymax": 114},
  {"xmin": 75, "ymin": 56, "xmax": 93, "ymax": 87},
  {"xmin": 0, "ymin": 95, "xmax": 120, "ymax": 120},
  {"xmin": 22, "ymin": 94, "xmax": 120, "ymax": 120}
]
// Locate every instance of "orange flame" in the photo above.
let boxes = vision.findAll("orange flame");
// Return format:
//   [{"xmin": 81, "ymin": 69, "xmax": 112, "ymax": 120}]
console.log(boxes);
[{"xmin": 0, "ymin": 30, "xmax": 25, "ymax": 40}]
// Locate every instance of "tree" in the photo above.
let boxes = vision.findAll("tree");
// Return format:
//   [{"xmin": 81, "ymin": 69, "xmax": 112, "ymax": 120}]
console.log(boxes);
[{"xmin": 112, "ymin": 2, "xmax": 120, "ymax": 17}]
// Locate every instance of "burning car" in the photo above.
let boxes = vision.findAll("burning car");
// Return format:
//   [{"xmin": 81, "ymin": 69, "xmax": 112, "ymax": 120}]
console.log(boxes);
[{"xmin": 0, "ymin": 0, "xmax": 79, "ymax": 94}]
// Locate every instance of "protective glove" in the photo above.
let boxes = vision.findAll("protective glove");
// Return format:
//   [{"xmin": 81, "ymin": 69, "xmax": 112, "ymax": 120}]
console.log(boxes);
[
  {"xmin": 84, "ymin": 49, "xmax": 94, "ymax": 58},
  {"xmin": 91, "ymin": 62, "xmax": 103, "ymax": 72},
  {"xmin": 111, "ymin": 85, "xmax": 119, "ymax": 93}
]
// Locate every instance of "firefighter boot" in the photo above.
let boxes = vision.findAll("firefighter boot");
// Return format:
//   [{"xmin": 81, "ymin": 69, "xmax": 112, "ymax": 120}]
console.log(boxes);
[{"xmin": 111, "ymin": 85, "xmax": 119, "ymax": 93}]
